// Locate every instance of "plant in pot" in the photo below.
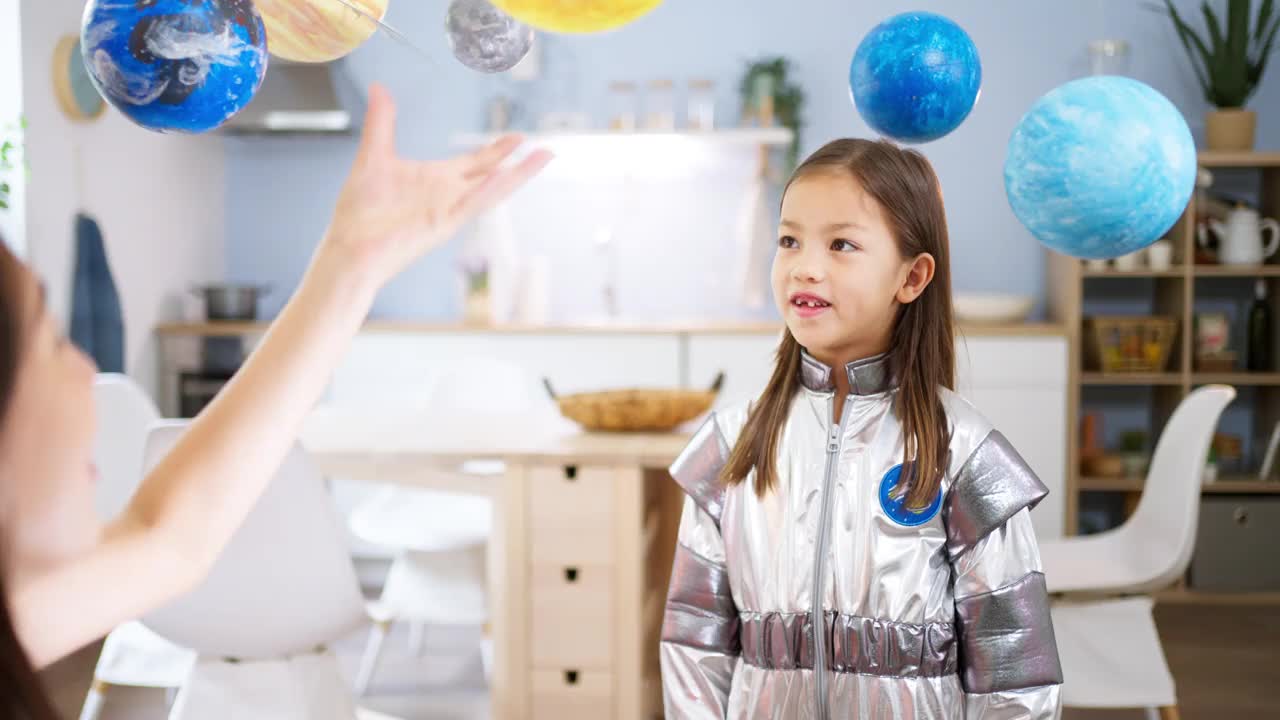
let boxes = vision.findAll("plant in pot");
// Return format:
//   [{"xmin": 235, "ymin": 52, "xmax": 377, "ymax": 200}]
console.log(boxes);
[
  {"xmin": 1156, "ymin": 0, "xmax": 1280, "ymax": 151},
  {"xmin": 738, "ymin": 56, "xmax": 806, "ymax": 173}
]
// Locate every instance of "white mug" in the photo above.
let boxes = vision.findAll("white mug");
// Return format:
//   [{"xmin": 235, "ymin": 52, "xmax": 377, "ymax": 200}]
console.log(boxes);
[
  {"xmin": 1146, "ymin": 240, "xmax": 1173, "ymax": 271},
  {"xmin": 1114, "ymin": 250, "xmax": 1144, "ymax": 271}
]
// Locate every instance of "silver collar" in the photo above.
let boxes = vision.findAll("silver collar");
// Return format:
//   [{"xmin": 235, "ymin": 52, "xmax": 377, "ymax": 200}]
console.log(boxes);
[{"xmin": 798, "ymin": 351, "xmax": 895, "ymax": 395}]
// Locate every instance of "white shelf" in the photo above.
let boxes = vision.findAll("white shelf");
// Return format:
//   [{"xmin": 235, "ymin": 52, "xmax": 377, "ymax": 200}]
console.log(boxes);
[{"xmin": 451, "ymin": 126, "xmax": 794, "ymax": 148}]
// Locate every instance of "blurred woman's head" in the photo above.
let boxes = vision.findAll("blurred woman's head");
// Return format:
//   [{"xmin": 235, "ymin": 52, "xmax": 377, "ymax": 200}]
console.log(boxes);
[
  {"xmin": 0, "ymin": 236, "xmax": 99, "ymax": 716},
  {"xmin": 0, "ymin": 241, "xmax": 100, "ymax": 580}
]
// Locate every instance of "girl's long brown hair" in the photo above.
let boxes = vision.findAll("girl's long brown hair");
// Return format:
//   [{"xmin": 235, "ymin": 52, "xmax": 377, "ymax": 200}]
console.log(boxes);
[
  {"xmin": 0, "ymin": 239, "xmax": 62, "ymax": 719},
  {"xmin": 722, "ymin": 139, "xmax": 955, "ymax": 509}
]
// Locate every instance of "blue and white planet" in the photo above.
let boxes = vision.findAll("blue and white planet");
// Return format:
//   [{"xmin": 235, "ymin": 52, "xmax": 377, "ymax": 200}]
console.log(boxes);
[
  {"xmin": 849, "ymin": 11, "xmax": 982, "ymax": 144},
  {"xmin": 80, "ymin": 0, "xmax": 268, "ymax": 134},
  {"xmin": 1004, "ymin": 75, "xmax": 1197, "ymax": 260}
]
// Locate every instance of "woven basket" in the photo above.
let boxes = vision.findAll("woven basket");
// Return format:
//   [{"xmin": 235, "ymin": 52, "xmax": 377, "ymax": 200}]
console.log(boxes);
[
  {"xmin": 1084, "ymin": 316, "xmax": 1178, "ymax": 373},
  {"xmin": 545, "ymin": 373, "xmax": 724, "ymax": 432}
]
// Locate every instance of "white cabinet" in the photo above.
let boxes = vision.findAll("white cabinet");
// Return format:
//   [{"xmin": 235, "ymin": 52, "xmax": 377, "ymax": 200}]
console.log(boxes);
[
  {"xmin": 956, "ymin": 335, "xmax": 1068, "ymax": 541},
  {"xmin": 322, "ymin": 328, "xmax": 1066, "ymax": 540}
]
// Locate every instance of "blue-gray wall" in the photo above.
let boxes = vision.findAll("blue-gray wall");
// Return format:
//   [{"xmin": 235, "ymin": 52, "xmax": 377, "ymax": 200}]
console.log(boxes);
[{"xmin": 227, "ymin": 0, "xmax": 1280, "ymax": 320}]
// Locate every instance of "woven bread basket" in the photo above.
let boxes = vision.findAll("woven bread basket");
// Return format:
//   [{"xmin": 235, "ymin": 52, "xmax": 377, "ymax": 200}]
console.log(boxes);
[{"xmin": 544, "ymin": 372, "xmax": 724, "ymax": 432}]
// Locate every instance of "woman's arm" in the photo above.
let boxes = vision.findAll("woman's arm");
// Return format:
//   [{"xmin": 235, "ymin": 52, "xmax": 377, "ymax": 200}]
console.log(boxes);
[{"xmin": 12, "ymin": 84, "xmax": 550, "ymax": 667}]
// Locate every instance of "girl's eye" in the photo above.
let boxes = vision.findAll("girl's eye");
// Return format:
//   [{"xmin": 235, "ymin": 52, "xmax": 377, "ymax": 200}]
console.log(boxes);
[
  {"xmin": 778, "ymin": 235, "xmax": 798, "ymax": 249},
  {"xmin": 831, "ymin": 239, "xmax": 857, "ymax": 252}
]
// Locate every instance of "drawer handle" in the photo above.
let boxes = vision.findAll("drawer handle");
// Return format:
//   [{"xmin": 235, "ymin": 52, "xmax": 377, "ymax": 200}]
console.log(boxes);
[
  {"xmin": 1233, "ymin": 507, "xmax": 1250, "ymax": 526},
  {"xmin": 564, "ymin": 670, "xmax": 579, "ymax": 685},
  {"xmin": 564, "ymin": 465, "xmax": 578, "ymax": 481},
  {"xmin": 564, "ymin": 567, "xmax": 579, "ymax": 583}
]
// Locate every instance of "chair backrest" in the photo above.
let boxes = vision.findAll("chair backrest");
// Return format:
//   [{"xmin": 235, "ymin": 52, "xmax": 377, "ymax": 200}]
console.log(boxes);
[
  {"xmin": 1120, "ymin": 384, "xmax": 1236, "ymax": 590},
  {"xmin": 92, "ymin": 374, "xmax": 161, "ymax": 519},
  {"xmin": 140, "ymin": 421, "xmax": 368, "ymax": 659}
]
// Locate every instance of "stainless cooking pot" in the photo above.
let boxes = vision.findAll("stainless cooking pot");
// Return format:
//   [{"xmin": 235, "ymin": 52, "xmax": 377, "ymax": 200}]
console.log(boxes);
[{"xmin": 191, "ymin": 284, "xmax": 271, "ymax": 321}]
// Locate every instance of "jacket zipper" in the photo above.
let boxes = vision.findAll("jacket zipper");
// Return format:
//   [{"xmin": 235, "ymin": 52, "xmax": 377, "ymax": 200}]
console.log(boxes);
[{"xmin": 812, "ymin": 396, "xmax": 849, "ymax": 720}]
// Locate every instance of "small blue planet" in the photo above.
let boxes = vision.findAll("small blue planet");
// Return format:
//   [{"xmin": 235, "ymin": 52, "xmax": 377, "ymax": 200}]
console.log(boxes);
[
  {"xmin": 849, "ymin": 11, "xmax": 982, "ymax": 144},
  {"xmin": 1004, "ymin": 76, "xmax": 1196, "ymax": 260},
  {"xmin": 80, "ymin": 0, "xmax": 268, "ymax": 134}
]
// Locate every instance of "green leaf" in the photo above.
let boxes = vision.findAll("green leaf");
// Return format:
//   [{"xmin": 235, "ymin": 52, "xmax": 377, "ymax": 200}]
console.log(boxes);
[
  {"xmin": 1203, "ymin": 1, "xmax": 1226, "ymax": 53},
  {"xmin": 1248, "ymin": 14, "xmax": 1280, "ymax": 87},
  {"xmin": 1258, "ymin": 0, "xmax": 1274, "ymax": 42},
  {"xmin": 1163, "ymin": 0, "xmax": 1215, "ymax": 98}
]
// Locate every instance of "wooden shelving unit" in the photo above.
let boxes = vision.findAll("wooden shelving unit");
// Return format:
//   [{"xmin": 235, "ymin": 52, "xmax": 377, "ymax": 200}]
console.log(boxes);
[{"xmin": 1047, "ymin": 150, "xmax": 1280, "ymax": 605}]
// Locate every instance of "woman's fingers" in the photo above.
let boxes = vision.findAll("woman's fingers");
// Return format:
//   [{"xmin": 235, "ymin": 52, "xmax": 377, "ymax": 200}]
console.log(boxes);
[
  {"xmin": 355, "ymin": 83, "xmax": 398, "ymax": 165},
  {"xmin": 456, "ymin": 135, "xmax": 526, "ymax": 179},
  {"xmin": 452, "ymin": 148, "xmax": 553, "ymax": 220}
]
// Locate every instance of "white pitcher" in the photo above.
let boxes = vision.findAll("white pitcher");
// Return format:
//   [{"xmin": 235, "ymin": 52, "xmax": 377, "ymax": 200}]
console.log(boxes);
[{"xmin": 1202, "ymin": 204, "xmax": 1280, "ymax": 266}]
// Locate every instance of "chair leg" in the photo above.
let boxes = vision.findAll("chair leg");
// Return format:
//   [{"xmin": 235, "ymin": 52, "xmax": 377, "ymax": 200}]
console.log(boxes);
[
  {"xmin": 1158, "ymin": 706, "xmax": 1181, "ymax": 720},
  {"xmin": 407, "ymin": 621, "xmax": 427, "ymax": 657},
  {"xmin": 480, "ymin": 625, "xmax": 493, "ymax": 684},
  {"xmin": 354, "ymin": 620, "xmax": 391, "ymax": 697},
  {"xmin": 78, "ymin": 679, "xmax": 108, "ymax": 720}
]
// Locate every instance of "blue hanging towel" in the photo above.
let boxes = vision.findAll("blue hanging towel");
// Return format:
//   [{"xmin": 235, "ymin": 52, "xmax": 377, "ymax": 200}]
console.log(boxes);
[{"xmin": 69, "ymin": 212, "xmax": 124, "ymax": 372}]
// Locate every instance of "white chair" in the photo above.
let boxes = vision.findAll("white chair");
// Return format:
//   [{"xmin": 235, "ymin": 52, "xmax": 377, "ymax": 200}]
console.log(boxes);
[
  {"xmin": 139, "ymin": 421, "xmax": 371, "ymax": 720},
  {"xmin": 349, "ymin": 356, "xmax": 531, "ymax": 696},
  {"xmin": 79, "ymin": 375, "xmax": 196, "ymax": 720},
  {"xmin": 1039, "ymin": 384, "xmax": 1236, "ymax": 720}
]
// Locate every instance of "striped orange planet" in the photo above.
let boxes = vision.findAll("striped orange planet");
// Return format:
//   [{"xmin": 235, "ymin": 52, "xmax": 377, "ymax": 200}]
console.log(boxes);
[
  {"xmin": 488, "ymin": 0, "xmax": 662, "ymax": 33},
  {"xmin": 256, "ymin": 0, "xmax": 389, "ymax": 63}
]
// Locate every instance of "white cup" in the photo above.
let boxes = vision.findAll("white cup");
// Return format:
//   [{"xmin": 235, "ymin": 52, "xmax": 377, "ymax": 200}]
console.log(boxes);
[
  {"xmin": 1113, "ymin": 251, "xmax": 1142, "ymax": 271},
  {"xmin": 1146, "ymin": 240, "xmax": 1173, "ymax": 271}
]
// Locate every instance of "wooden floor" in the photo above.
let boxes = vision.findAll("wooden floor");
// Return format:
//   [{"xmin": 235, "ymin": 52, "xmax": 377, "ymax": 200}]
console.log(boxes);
[{"xmin": 40, "ymin": 603, "xmax": 1280, "ymax": 719}]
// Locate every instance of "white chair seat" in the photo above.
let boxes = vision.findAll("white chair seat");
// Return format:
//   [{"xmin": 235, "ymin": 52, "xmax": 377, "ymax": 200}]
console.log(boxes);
[
  {"xmin": 92, "ymin": 621, "xmax": 196, "ymax": 688},
  {"xmin": 168, "ymin": 651, "xmax": 357, "ymax": 720},
  {"xmin": 1051, "ymin": 597, "xmax": 1176, "ymax": 708},
  {"xmin": 350, "ymin": 488, "xmax": 492, "ymax": 553},
  {"xmin": 1039, "ymin": 530, "xmax": 1171, "ymax": 595},
  {"xmin": 374, "ymin": 546, "xmax": 489, "ymax": 625}
]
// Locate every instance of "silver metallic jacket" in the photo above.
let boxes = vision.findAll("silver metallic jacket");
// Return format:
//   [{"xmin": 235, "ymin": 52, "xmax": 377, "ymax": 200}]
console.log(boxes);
[{"xmin": 660, "ymin": 352, "xmax": 1063, "ymax": 719}]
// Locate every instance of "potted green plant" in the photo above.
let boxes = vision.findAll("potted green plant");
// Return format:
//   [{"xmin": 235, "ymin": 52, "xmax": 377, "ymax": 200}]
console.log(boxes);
[
  {"xmin": 738, "ymin": 57, "xmax": 806, "ymax": 172},
  {"xmin": 1157, "ymin": 0, "xmax": 1280, "ymax": 150}
]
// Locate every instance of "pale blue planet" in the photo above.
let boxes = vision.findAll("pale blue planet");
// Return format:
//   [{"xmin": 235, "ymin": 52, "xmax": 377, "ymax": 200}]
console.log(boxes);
[{"xmin": 1004, "ymin": 75, "xmax": 1196, "ymax": 259}]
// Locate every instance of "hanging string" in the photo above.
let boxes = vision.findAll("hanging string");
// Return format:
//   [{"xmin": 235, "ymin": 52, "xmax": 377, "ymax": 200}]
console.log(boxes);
[{"xmin": 328, "ymin": 0, "xmax": 437, "ymax": 66}]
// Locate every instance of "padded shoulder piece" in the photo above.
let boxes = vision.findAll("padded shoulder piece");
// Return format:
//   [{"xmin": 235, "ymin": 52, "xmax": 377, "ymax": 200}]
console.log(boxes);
[
  {"xmin": 669, "ymin": 413, "xmax": 731, "ymax": 525},
  {"xmin": 945, "ymin": 430, "xmax": 1049, "ymax": 554}
]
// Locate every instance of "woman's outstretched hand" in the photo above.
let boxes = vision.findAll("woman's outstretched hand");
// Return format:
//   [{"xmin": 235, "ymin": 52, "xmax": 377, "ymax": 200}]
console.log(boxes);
[
  {"xmin": 7, "ymin": 84, "xmax": 551, "ymax": 670},
  {"xmin": 321, "ymin": 83, "xmax": 552, "ymax": 292}
]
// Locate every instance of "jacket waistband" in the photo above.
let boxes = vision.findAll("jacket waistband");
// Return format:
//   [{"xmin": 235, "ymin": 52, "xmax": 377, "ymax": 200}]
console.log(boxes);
[{"xmin": 740, "ymin": 611, "xmax": 957, "ymax": 678}]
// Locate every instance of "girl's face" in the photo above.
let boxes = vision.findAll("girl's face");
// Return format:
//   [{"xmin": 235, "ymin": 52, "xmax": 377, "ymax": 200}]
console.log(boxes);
[
  {"xmin": 0, "ymin": 265, "xmax": 101, "ymax": 579},
  {"xmin": 772, "ymin": 170, "xmax": 934, "ymax": 368}
]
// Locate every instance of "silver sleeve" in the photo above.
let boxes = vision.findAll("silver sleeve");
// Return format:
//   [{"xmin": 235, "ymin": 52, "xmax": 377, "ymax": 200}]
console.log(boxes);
[
  {"xmin": 660, "ymin": 496, "xmax": 739, "ymax": 719},
  {"xmin": 953, "ymin": 508, "xmax": 1063, "ymax": 719}
]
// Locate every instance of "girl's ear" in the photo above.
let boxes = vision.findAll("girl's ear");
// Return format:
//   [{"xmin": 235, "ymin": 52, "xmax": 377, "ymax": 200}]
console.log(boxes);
[{"xmin": 896, "ymin": 253, "xmax": 935, "ymax": 304}]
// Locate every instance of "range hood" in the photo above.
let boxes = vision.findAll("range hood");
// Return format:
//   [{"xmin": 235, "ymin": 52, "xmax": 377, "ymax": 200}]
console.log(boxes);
[{"xmin": 219, "ymin": 58, "xmax": 358, "ymax": 136}]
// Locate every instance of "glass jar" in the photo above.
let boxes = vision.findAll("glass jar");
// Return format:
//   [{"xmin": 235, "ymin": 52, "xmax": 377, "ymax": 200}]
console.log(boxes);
[
  {"xmin": 608, "ymin": 81, "xmax": 637, "ymax": 131},
  {"xmin": 1088, "ymin": 39, "xmax": 1131, "ymax": 76},
  {"xmin": 687, "ymin": 78, "xmax": 716, "ymax": 130},
  {"xmin": 644, "ymin": 78, "xmax": 676, "ymax": 131}
]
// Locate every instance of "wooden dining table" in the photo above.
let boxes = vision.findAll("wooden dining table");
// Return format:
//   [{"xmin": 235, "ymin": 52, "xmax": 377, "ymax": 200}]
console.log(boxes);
[{"xmin": 301, "ymin": 407, "xmax": 690, "ymax": 720}]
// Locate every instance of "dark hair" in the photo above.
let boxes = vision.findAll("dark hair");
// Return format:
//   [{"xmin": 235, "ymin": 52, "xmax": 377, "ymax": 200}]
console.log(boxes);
[
  {"xmin": 0, "ymin": 238, "xmax": 60, "ymax": 718},
  {"xmin": 722, "ymin": 138, "xmax": 956, "ymax": 509}
]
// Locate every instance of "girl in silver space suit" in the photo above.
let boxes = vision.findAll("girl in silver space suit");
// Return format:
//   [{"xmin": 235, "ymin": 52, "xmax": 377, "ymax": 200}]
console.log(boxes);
[{"xmin": 660, "ymin": 139, "xmax": 1062, "ymax": 719}]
